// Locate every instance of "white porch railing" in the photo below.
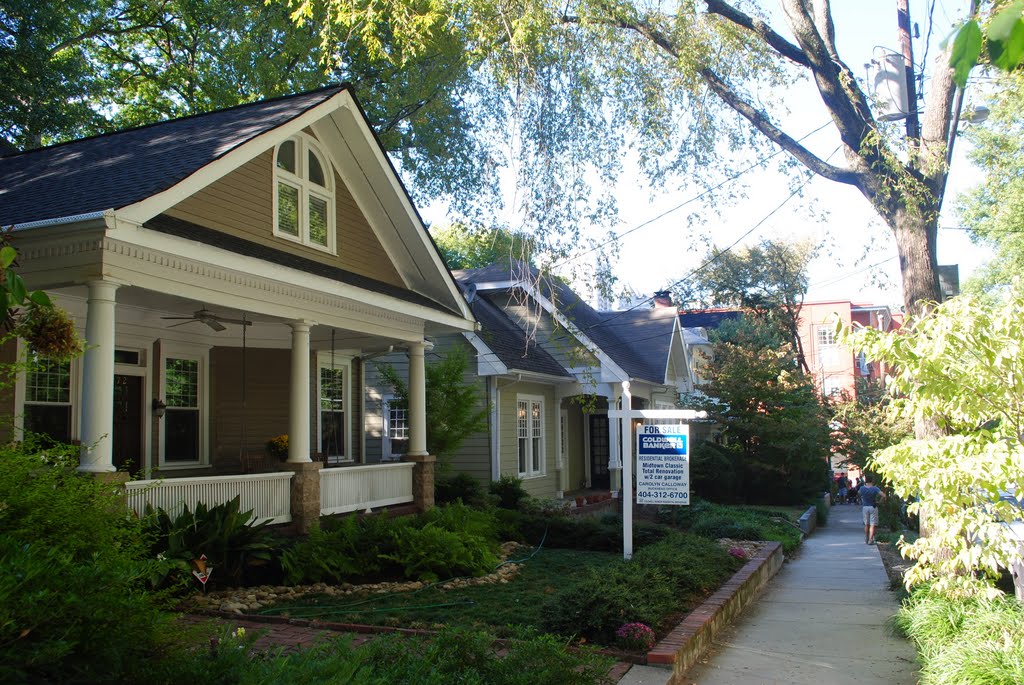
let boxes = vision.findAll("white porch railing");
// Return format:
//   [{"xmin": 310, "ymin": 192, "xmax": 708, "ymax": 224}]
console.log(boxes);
[
  {"xmin": 320, "ymin": 462, "xmax": 415, "ymax": 515},
  {"xmin": 125, "ymin": 472, "xmax": 294, "ymax": 525}
]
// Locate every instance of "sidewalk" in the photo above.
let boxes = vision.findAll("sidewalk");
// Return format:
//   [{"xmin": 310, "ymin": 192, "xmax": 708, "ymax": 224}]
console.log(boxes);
[{"xmin": 674, "ymin": 503, "xmax": 918, "ymax": 685}]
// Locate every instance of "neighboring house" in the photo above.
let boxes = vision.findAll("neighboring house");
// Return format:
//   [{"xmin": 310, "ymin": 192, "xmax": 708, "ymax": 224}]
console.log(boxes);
[
  {"xmin": 0, "ymin": 85, "xmax": 476, "ymax": 529},
  {"xmin": 797, "ymin": 300, "xmax": 901, "ymax": 401},
  {"xmin": 366, "ymin": 263, "xmax": 706, "ymax": 500}
]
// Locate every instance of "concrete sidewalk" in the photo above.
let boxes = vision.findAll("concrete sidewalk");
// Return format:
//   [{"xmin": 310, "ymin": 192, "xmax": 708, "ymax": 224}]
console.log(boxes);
[{"xmin": 670, "ymin": 503, "xmax": 918, "ymax": 685}]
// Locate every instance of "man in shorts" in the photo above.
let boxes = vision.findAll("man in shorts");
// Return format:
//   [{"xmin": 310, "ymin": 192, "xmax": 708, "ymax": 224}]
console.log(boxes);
[{"xmin": 859, "ymin": 476, "xmax": 885, "ymax": 544}]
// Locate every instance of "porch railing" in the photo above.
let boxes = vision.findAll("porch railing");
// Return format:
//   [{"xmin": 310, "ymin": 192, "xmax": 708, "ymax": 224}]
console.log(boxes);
[
  {"xmin": 125, "ymin": 472, "xmax": 294, "ymax": 525},
  {"xmin": 320, "ymin": 462, "xmax": 415, "ymax": 515}
]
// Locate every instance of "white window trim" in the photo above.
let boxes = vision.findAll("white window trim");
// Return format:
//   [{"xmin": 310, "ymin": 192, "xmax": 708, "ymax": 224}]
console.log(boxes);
[
  {"xmin": 381, "ymin": 393, "xmax": 409, "ymax": 462},
  {"xmin": 317, "ymin": 351, "xmax": 352, "ymax": 464},
  {"xmin": 158, "ymin": 341, "xmax": 210, "ymax": 469},
  {"xmin": 14, "ymin": 337, "xmax": 81, "ymax": 442},
  {"xmin": 272, "ymin": 133, "xmax": 336, "ymax": 254},
  {"xmin": 516, "ymin": 393, "xmax": 546, "ymax": 479}
]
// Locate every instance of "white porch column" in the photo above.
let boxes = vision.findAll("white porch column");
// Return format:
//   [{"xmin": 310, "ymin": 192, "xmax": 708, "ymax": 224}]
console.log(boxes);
[
  {"xmin": 287, "ymin": 321, "xmax": 313, "ymax": 463},
  {"xmin": 79, "ymin": 280, "xmax": 120, "ymax": 473},
  {"xmin": 407, "ymin": 341, "xmax": 428, "ymax": 456},
  {"xmin": 602, "ymin": 383, "xmax": 623, "ymax": 496}
]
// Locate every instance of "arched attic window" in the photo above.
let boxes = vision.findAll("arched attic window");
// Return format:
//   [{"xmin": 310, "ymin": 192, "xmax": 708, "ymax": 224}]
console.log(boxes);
[{"xmin": 274, "ymin": 134, "xmax": 335, "ymax": 252}]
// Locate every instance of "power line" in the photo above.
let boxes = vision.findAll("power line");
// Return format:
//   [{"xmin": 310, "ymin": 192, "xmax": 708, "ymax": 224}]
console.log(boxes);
[{"xmin": 549, "ymin": 120, "xmax": 835, "ymax": 271}]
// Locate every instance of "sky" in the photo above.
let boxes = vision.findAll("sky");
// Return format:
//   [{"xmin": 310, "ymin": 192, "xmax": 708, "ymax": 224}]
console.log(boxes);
[{"xmin": 424, "ymin": 0, "xmax": 993, "ymax": 309}]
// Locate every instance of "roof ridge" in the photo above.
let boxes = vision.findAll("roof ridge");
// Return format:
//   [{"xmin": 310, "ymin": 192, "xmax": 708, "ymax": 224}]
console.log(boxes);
[{"xmin": 1, "ymin": 83, "xmax": 350, "ymax": 159}]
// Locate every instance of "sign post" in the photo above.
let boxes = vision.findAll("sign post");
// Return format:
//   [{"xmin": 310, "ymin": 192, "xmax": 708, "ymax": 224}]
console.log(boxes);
[{"xmin": 608, "ymin": 381, "xmax": 705, "ymax": 560}]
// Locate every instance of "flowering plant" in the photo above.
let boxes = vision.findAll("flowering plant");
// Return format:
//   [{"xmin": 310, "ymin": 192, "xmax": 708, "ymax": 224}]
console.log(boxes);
[
  {"xmin": 266, "ymin": 434, "xmax": 288, "ymax": 461},
  {"xmin": 615, "ymin": 622, "xmax": 656, "ymax": 651},
  {"xmin": 728, "ymin": 546, "xmax": 748, "ymax": 560}
]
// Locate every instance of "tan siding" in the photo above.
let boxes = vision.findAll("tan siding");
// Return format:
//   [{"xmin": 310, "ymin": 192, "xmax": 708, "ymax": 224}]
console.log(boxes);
[
  {"xmin": 165, "ymin": 146, "xmax": 406, "ymax": 288},
  {"xmin": 499, "ymin": 381, "xmax": 558, "ymax": 499}
]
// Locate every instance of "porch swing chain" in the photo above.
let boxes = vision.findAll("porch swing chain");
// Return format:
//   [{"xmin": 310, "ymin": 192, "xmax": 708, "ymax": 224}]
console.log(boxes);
[
  {"xmin": 239, "ymin": 315, "xmax": 248, "ymax": 460},
  {"xmin": 329, "ymin": 328, "xmax": 339, "ymax": 460}
]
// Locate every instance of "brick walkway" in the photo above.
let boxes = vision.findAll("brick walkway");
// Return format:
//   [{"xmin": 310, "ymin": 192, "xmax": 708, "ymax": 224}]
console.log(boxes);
[{"xmin": 179, "ymin": 613, "xmax": 634, "ymax": 681}]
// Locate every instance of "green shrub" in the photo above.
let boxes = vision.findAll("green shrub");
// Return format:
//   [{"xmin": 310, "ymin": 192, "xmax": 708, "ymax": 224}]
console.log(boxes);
[
  {"xmin": 435, "ymin": 472, "xmax": 488, "ymax": 506},
  {"xmin": 657, "ymin": 501, "xmax": 802, "ymax": 553},
  {"xmin": 283, "ymin": 504, "xmax": 502, "ymax": 585},
  {"xmin": 144, "ymin": 495, "xmax": 277, "ymax": 589},
  {"xmin": 0, "ymin": 447, "xmax": 170, "ymax": 684},
  {"xmin": 152, "ymin": 625, "xmax": 612, "ymax": 685},
  {"xmin": 895, "ymin": 588, "xmax": 1024, "ymax": 685},
  {"xmin": 540, "ymin": 532, "xmax": 737, "ymax": 643},
  {"xmin": 490, "ymin": 474, "xmax": 529, "ymax": 510},
  {"xmin": 384, "ymin": 523, "xmax": 500, "ymax": 582}
]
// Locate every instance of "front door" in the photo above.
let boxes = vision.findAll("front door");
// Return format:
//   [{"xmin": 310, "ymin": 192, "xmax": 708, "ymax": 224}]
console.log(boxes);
[
  {"xmin": 113, "ymin": 374, "xmax": 143, "ymax": 475},
  {"xmin": 589, "ymin": 414, "xmax": 610, "ymax": 489}
]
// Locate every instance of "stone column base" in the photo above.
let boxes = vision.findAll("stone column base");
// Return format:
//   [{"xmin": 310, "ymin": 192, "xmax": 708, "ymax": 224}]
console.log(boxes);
[
  {"xmin": 282, "ymin": 461, "xmax": 323, "ymax": 533},
  {"xmin": 403, "ymin": 453, "xmax": 436, "ymax": 511}
]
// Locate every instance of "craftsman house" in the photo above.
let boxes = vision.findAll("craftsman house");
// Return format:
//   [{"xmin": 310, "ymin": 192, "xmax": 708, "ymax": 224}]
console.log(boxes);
[
  {"xmin": 365, "ymin": 263, "xmax": 707, "ymax": 501},
  {"xmin": 0, "ymin": 85, "xmax": 476, "ymax": 529}
]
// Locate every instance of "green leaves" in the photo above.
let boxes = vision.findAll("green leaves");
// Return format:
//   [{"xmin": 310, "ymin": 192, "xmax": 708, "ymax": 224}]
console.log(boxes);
[
  {"xmin": 949, "ymin": 19, "xmax": 983, "ymax": 88},
  {"xmin": 989, "ymin": 1, "xmax": 1024, "ymax": 72},
  {"xmin": 949, "ymin": 4, "xmax": 1024, "ymax": 87}
]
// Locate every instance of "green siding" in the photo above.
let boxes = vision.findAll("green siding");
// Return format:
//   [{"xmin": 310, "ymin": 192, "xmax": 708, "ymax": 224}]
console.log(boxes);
[{"xmin": 498, "ymin": 381, "xmax": 558, "ymax": 499}]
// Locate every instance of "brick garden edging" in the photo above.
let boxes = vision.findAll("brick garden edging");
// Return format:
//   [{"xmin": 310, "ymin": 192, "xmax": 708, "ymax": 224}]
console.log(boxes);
[{"xmin": 645, "ymin": 540, "xmax": 784, "ymax": 683}]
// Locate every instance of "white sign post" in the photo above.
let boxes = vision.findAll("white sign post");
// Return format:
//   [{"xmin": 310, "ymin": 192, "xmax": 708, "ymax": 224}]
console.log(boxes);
[{"xmin": 608, "ymin": 381, "xmax": 705, "ymax": 560}]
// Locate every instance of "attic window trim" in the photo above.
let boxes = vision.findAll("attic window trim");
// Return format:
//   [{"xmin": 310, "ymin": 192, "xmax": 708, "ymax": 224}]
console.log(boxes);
[{"xmin": 273, "ymin": 133, "xmax": 337, "ymax": 255}]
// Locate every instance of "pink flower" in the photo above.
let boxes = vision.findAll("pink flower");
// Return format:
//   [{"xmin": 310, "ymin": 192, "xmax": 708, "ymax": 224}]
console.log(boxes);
[
  {"xmin": 615, "ymin": 622, "xmax": 656, "ymax": 651},
  {"xmin": 729, "ymin": 546, "xmax": 748, "ymax": 560}
]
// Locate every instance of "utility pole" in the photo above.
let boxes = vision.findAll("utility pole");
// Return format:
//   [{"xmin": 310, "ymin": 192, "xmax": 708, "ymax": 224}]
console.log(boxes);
[{"xmin": 896, "ymin": 0, "xmax": 920, "ymax": 140}]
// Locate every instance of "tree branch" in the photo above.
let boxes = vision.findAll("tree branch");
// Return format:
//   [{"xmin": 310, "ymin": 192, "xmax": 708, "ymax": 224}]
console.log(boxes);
[
  {"xmin": 699, "ymin": 67, "xmax": 861, "ymax": 185},
  {"xmin": 704, "ymin": 0, "xmax": 809, "ymax": 67}
]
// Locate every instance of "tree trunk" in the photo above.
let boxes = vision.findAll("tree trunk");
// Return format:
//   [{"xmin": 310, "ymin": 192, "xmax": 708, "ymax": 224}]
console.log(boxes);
[{"xmin": 892, "ymin": 207, "xmax": 942, "ymax": 319}]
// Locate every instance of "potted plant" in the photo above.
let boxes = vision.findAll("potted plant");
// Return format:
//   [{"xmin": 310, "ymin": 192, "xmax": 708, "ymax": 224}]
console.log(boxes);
[{"xmin": 266, "ymin": 434, "xmax": 288, "ymax": 461}]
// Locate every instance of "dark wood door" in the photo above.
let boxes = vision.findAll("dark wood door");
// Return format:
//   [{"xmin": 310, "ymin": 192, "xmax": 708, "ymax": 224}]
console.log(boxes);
[
  {"xmin": 589, "ymin": 414, "xmax": 610, "ymax": 489},
  {"xmin": 113, "ymin": 374, "xmax": 143, "ymax": 476}
]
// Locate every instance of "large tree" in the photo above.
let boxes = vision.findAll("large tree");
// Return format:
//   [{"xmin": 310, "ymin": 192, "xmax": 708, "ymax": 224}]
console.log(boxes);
[
  {"xmin": 678, "ymin": 237, "xmax": 814, "ymax": 372},
  {"xmin": 0, "ymin": 0, "xmax": 497, "ymax": 212},
  {"xmin": 957, "ymin": 72, "xmax": 1024, "ymax": 294},
  {"xmin": 290, "ymin": 0, "xmax": 973, "ymax": 320}
]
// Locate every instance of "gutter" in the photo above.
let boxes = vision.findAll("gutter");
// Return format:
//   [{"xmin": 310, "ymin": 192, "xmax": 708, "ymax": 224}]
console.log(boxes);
[{"xmin": 10, "ymin": 210, "xmax": 111, "ymax": 231}]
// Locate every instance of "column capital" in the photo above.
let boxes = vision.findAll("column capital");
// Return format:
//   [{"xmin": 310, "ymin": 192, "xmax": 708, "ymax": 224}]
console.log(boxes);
[
  {"xmin": 288, "ymin": 320, "xmax": 315, "ymax": 333},
  {"xmin": 85, "ymin": 279, "xmax": 121, "ymax": 300}
]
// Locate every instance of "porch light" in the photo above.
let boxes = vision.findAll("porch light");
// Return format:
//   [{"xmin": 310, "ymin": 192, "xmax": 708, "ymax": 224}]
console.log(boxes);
[{"xmin": 152, "ymin": 398, "xmax": 167, "ymax": 418}]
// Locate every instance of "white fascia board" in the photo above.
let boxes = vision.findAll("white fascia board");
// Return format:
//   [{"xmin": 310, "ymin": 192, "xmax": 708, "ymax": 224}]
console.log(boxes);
[
  {"xmin": 317, "ymin": 108, "xmax": 472, "ymax": 321},
  {"xmin": 671, "ymin": 317, "xmax": 698, "ymax": 390},
  {"xmin": 505, "ymin": 370, "xmax": 575, "ymax": 385},
  {"xmin": 520, "ymin": 281, "xmax": 629, "ymax": 382},
  {"xmin": 117, "ymin": 92, "xmax": 353, "ymax": 225},
  {"xmin": 468, "ymin": 280, "xmax": 516, "ymax": 292},
  {"xmin": 108, "ymin": 222, "xmax": 474, "ymax": 331},
  {"xmin": 110, "ymin": 90, "xmax": 471, "ymax": 324},
  {"xmin": 463, "ymin": 332, "xmax": 508, "ymax": 376}
]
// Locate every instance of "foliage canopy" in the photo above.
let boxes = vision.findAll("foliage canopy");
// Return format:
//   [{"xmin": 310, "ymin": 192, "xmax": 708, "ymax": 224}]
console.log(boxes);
[{"xmin": 847, "ymin": 287, "xmax": 1024, "ymax": 597}]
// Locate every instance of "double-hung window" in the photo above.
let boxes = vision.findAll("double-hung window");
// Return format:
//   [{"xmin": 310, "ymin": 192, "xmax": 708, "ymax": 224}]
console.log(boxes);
[
  {"xmin": 815, "ymin": 326, "xmax": 839, "ymax": 368},
  {"xmin": 317, "ymin": 354, "xmax": 351, "ymax": 463},
  {"xmin": 163, "ymin": 357, "xmax": 201, "ymax": 463},
  {"xmin": 517, "ymin": 395, "xmax": 544, "ymax": 477},
  {"xmin": 23, "ymin": 355, "xmax": 73, "ymax": 444},
  {"xmin": 382, "ymin": 395, "xmax": 409, "ymax": 461},
  {"xmin": 274, "ymin": 134, "xmax": 335, "ymax": 252}
]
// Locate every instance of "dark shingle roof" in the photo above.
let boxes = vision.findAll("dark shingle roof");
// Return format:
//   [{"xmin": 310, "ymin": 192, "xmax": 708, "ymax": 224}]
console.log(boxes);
[
  {"xmin": 146, "ymin": 214, "xmax": 455, "ymax": 315},
  {"xmin": 677, "ymin": 309, "xmax": 743, "ymax": 329},
  {"xmin": 0, "ymin": 85, "xmax": 346, "ymax": 226},
  {"xmin": 456, "ymin": 263, "xmax": 676, "ymax": 384},
  {"xmin": 469, "ymin": 295, "xmax": 569, "ymax": 378}
]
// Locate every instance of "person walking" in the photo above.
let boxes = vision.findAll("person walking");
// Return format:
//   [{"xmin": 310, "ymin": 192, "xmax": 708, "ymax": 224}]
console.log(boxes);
[{"xmin": 859, "ymin": 475, "xmax": 885, "ymax": 544}]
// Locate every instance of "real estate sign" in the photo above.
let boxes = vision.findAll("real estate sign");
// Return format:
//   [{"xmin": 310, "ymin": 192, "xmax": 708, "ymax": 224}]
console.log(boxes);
[{"xmin": 636, "ymin": 424, "xmax": 690, "ymax": 505}]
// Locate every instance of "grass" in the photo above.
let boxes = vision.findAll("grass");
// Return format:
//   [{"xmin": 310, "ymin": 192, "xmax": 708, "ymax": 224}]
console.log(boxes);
[
  {"xmin": 261, "ymin": 547, "xmax": 620, "ymax": 635},
  {"xmin": 895, "ymin": 588, "xmax": 1024, "ymax": 685}
]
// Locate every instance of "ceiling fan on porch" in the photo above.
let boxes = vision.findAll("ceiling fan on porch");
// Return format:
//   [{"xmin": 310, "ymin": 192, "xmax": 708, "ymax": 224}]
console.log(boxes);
[{"xmin": 161, "ymin": 309, "xmax": 252, "ymax": 332}]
